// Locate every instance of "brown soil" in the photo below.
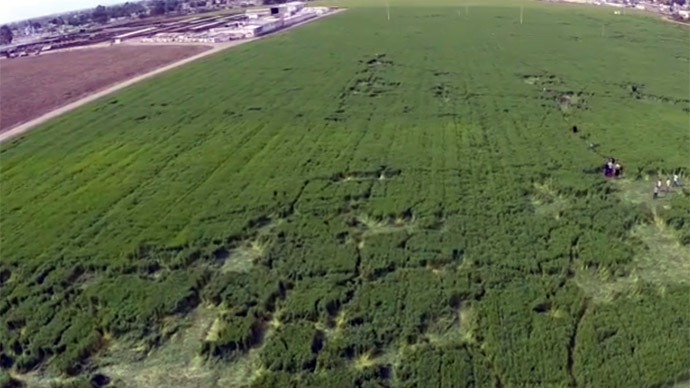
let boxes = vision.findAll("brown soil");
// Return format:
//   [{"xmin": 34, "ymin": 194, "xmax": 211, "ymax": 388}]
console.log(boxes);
[{"xmin": 0, "ymin": 45, "xmax": 210, "ymax": 132}]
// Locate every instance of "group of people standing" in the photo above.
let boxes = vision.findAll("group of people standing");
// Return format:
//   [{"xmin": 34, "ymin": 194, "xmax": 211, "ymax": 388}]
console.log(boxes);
[
  {"xmin": 602, "ymin": 157, "xmax": 623, "ymax": 178},
  {"xmin": 653, "ymin": 174, "xmax": 682, "ymax": 199},
  {"xmin": 600, "ymin": 157, "xmax": 683, "ymax": 200}
]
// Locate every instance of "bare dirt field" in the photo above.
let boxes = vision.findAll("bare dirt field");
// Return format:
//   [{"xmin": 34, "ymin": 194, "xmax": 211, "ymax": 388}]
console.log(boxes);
[{"xmin": 0, "ymin": 45, "xmax": 210, "ymax": 132}]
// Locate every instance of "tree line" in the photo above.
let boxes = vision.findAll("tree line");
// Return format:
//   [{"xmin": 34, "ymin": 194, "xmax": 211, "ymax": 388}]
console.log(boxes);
[{"xmin": 91, "ymin": 2, "xmax": 149, "ymax": 24}]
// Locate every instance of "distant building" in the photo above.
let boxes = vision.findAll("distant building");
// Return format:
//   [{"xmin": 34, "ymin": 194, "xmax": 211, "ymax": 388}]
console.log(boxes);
[
  {"xmin": 114, "ymin": 27, "xmax": 156, "ymax": 42},
  {"xmin": 246, "ymin": 8, "xmax": 270, "ymax": 18},
  {"xmin": 226, "ymin": 25, "xmax": 261, "ymax": 39},
  {"xmin": 270, "ymin": 1, "xmax": 305, "ymax": 16},
  {"xmin": 141, "ymin": 3, "xmax": 328, "ymax": 44}
]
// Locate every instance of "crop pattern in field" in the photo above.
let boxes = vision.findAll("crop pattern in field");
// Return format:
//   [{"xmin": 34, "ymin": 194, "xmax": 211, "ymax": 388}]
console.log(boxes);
[{"xmin": 1, "ymin": 1, "xmax": 689, "ymax": 387}]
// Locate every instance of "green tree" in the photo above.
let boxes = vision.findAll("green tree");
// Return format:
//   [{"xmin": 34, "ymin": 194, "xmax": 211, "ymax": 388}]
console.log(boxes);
[
  {"xmin": 68, "ymin": 14, "xmax": 89, "ymax": 26},
  {"xmin": 0, "ymin": 26, "xmax": 13, "ymax": 45},
  {"xmin": 165, "ymin": 0, "xmax": 180, "ymax": 13},
  {"xmin": 151, "ymin": 1, "xmax": 166, "ymax": 15},
  {"xmin": 92, "ymin": 5, "xmax": 109, "ymax": 24},
  {"xmin": 108, "ymin": 5, "xmax": 125, "ymax": 18},
  {"xmin": 123, "ymin": 2, "xmax": 147, "ymax": 16}
]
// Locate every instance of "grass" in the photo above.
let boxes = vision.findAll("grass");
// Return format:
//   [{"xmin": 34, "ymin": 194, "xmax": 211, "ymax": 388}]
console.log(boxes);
[
  {"xmin": 1, "ymin": 0, "xmax": 689, "ymax": 387},
  {"xmin": 575, "ymin": 182, "xmax": 690, "ymax": 303},
  {"xmin": 531, "ymin": 180, "xmax": 570, "ymax": 219},
  {"xmin": 423, "ymin": 303, "xmax": 478, "ymax": 346},
  {"xmin": 83, "ymin": 306, "xmax": 217, "ymax": 387}
]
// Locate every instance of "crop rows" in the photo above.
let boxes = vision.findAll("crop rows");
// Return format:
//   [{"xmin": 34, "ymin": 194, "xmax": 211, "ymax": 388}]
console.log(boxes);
[{"xmin": 1, "ymin": 1, "xmax": 689, "ymax": 387}]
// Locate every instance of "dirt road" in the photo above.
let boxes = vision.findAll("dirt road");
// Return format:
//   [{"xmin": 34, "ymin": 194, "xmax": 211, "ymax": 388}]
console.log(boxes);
[{"xmin": 0, "ymin": 9, "xmax": 344, "ymax": 144}]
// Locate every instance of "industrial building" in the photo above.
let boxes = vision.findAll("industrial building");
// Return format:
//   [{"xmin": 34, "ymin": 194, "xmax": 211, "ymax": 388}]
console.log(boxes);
[
  {"xmin": 270, "ymin": 1, "xmax": 306, "ymax": 16},
  {"xmin": 140, "ymin": 2, "xmax": 329, "ymax": 44}
]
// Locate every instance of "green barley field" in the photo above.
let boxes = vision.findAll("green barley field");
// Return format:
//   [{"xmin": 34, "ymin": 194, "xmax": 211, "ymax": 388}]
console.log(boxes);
[{"xmin": 1, "ymin": 0, "xmax": 689, "ymax": 386}]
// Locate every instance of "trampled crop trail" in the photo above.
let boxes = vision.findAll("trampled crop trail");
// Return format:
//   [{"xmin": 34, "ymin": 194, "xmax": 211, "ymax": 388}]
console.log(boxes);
[{"xmin": 567, "ymin": 298, "xmax": 589, "ymax": 387}]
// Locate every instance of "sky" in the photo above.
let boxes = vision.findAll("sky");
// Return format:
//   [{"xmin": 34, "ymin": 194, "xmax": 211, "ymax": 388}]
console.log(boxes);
[{"xmin": 0, "ymin": 0, "xmax": 125, "ymax": 24}]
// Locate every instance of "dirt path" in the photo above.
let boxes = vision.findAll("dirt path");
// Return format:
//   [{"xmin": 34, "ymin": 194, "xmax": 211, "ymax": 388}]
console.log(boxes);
[{"xmin": 0, "ymin": 9, "xmax": 344, "ymax": 144}]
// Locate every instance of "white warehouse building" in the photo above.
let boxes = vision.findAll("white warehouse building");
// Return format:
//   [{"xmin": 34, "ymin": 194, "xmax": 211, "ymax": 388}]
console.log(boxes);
[{"xmin": 140, "ymin": 2, "xmax": 328, "ymax": 45}]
